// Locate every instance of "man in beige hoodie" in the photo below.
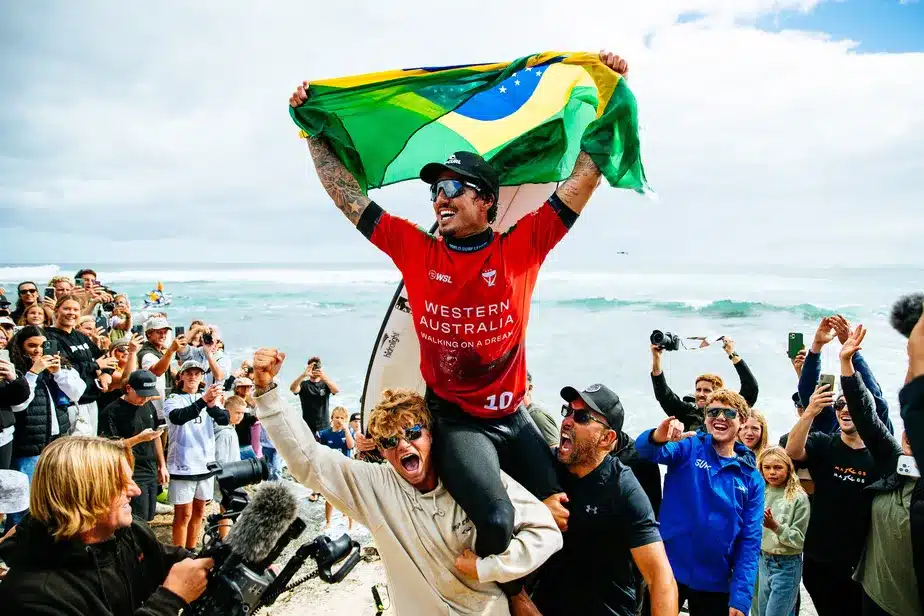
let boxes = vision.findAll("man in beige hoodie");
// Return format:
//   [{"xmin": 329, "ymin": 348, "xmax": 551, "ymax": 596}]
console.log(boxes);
[{"xmin": 251, "ymin": 348, "xmax": 562, "ymax": 616}]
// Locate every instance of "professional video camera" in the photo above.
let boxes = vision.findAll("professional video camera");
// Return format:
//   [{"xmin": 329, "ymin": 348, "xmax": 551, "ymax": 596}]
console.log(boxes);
[
  {"xmin": 650, "ymin": 329, "xmax": 681, "ymax": 352},
  {"xmin": 188, "ymin": 459, "xmax": 362, "ymax": 616}
]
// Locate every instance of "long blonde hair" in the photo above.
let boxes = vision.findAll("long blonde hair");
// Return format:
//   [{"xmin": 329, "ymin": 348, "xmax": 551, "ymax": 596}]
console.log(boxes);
[
  {"xmin": 30, "ymin": 436, "xmax": 134, "ymax": 541},
  {"xmin": 758, "ymin": 446, "xmax": 803, "ymax": 502}
]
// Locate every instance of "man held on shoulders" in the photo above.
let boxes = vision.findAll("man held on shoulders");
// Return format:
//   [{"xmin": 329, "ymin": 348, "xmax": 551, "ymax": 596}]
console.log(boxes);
[{"xmin": 251, "ymin": 347, "xmax": 562, "ymax": 616}]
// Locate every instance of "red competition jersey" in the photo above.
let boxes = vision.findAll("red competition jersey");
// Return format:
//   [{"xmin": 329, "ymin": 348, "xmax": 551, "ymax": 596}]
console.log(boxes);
[{"xmin": 358, "ymin": 195, "xmax": 576, "ymax": 418}]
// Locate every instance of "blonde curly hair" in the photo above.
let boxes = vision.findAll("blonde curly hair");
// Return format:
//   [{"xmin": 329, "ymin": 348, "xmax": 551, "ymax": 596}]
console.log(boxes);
[
  {"xmin": 367, "ymin": 389, "xmax": 431, "ymax": 441},
  {"xmin": 758, "ymin": 446, "xmax": 804, "ymax": 502}
]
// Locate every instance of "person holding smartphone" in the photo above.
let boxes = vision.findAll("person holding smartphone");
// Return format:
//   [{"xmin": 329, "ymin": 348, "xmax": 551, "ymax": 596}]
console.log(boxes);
[
  {"xmin": 785, "ymin": 375, "xmax": 881, "ymax": 615},
  {"xmin": 289, "ymin": 357, "xmax": 340, "ymax": 434},
  {"xmin": 4, "ymin": 326, "xmax": 87, "ymax": 531},
  {"xmin": 0, "ymin": 348, "xmax": 30, "ymax": 471},
  {"xmin": 100, "ymin": 370, "xmax": 168, "ymax": 522},
  {"xmin": 835, "ymin": 325, "xmax": 923, "ymax": 616}
]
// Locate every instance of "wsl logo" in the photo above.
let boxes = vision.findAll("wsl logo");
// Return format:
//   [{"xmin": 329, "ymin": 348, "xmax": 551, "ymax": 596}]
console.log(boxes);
[
  {"xmin": 446, "ymin": 154, "xmax": 462, "ymax": 165},
  {"xmin": 429, "ymin": 270, "xmax": 452, "ymax": 284},
  {"xmin": 481, "ymin": 269, "xmax": 497, "ymax": 287}
]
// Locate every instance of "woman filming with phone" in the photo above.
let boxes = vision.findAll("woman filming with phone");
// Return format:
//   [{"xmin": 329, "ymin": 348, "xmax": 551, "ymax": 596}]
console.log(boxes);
[
  {"xmin": 3, "ymin": 325, "xmax": 87, "ymax": 532},
  {"xmin": 838, "ymin": 324, "xmax": 923, "ymax": 616}
]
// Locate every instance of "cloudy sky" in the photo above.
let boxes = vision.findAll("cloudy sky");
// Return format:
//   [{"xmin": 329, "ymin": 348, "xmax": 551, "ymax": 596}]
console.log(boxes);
[{"xmin": 2, "ymin": 0, "xmax": 922, "ymax": 267}]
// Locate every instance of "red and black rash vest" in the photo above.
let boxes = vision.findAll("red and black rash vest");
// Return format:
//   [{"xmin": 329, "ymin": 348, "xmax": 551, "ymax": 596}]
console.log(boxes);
[{"xmin": 357, "ymin": 194, "xmax": 576, "ymax": 418}]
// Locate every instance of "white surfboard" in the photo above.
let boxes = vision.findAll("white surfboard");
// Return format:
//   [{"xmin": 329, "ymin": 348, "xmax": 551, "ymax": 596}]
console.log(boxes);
[{"xmin": 359, "ymin": 183, "xmax": 557, "ymax": 428}]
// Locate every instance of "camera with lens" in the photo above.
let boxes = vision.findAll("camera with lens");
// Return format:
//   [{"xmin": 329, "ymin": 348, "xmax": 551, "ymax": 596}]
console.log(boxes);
[
  {"xmin": 201, "ymin": 330, "xmax": 214, "ymax": 345},
  {"xmin": 650, "ymin": 330, "xmax": 681, "ymax": 352},
  {"xmin": 102, "ymin": 302, "xmax": 115, "ymax": 313},
  {"xmin": 189, "ymin": 459, "xmax": 361, "ymax": 616}
]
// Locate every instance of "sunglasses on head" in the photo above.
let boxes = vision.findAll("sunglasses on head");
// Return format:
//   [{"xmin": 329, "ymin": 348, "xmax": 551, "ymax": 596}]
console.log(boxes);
[
  {"xmin": 561, "ymin": 405, "xmax": 611, "ymax": 429},
  {"xmin": 377, "ymin": 424, "xmax": 425, "ymax": 450},
  {"xmin": 834, "ymin": 399, "xmax": 848, "ymax": 411},
  {"xmin": 430, "ymin": 179, "xmax": 481, "ymax": 202},
  {"xmin": 706, "ymin": 407, "xmax": 739, "ymax": 420}
]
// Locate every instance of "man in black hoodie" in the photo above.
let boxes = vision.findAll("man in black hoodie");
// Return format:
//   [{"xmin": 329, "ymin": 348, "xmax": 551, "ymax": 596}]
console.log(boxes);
[{"xmin": 0, "ymin": 436, "xmax": 213, "ymax": 615}]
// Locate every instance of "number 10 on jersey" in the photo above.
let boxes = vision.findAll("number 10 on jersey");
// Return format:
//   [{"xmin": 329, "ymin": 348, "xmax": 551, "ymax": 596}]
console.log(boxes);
[{"xmin": 485, "ymin": 392, "xmax": 514, "ymax": 411}]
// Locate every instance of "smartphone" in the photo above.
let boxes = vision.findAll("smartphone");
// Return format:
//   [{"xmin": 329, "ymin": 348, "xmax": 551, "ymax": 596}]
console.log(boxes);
[
  {"xmin": 131, "ymin": 325, "xmax": 144, "ymax": 337},
  {"xmin": 0, "ymin": 349, "xmax": 9, "ymax": 362},
  {"xmin": 819, "ymin": 373, "xmax": 836, "ymax": 390},
  {"xmin": 43, "ymin": 340, "xmax": 58, "ymax": 356},
  {"xmin": 95, "ymin": 315, "xmax": 108, "ymax": 330},
  {"xmin": 788, "ymin": 332, "xmax": 804, "ymax": 359},
  {"xmin": 898, "ymin": 455, "xmax": 920, "ymax": 479},
  {"xmin": 174, "ymin": 326, "xmax": 185, "ymax": 338},
  {"xmin": 44, "ymin": 287, "xmax": 56, "ymax": 300}
]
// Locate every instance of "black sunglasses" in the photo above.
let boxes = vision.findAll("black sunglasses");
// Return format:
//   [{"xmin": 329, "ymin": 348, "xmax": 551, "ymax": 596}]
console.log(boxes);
[
  {"xmin": 706, "ymin": 407, "xmax": 739, "ymax": 420},
  {"xmin": 377, "ymin": 424, "xmax": 425, "ymax": 450},
  {"xmin": 561, "ymin": 405, "xmax": 611, "ymax": 429},
  {"xmin": 430, "ymin": 179, "xmax": 481, "ymax": 202},
  {"xmin": 834, "ymin": 399, "xmax": 848, "ymax": 411},
  {"xmin": 19, "ymin": 288, "xmax": 38, "ymax": 295}
]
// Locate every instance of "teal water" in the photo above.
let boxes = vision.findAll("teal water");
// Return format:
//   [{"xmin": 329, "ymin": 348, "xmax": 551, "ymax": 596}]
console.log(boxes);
[{"xmin": 2, "ymin": 263, "xmax": 920, "ymax": 441}]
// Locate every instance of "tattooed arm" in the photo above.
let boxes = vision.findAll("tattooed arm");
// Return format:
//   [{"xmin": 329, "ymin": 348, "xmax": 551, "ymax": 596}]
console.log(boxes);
[
  {"xmin": 290, "ymin": 81, "xmax": 371, "ymax": 226},
  {"xmin": 555, "ymin": 151, "xmax": 602, "ymax": 215},
  {"xmin": 306, "ymin": 136, "xmax": 371, "ymax": 226}
]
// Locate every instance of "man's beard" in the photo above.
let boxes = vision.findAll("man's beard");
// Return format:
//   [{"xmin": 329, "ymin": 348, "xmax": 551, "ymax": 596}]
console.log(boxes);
[{"xmin": 562, "ymin": 432, "xmax": 602, "ymax": 466}]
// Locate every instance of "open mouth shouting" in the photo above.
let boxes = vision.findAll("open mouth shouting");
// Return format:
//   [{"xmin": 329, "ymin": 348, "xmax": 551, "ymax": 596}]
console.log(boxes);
[
  {"xmin": 400, "ymin": 452, "xmax": 421, "ymax": 473},
  {"xmin": 559, "ymin": 429, "xmax": 574, "ymax": 457},
  {"xmin": 438, "ymin": 207, "xmax": 457, "ymax": 222},
  {"xmin": 710, "ymin": 419, "xmax": 731, "ymax": 438}
]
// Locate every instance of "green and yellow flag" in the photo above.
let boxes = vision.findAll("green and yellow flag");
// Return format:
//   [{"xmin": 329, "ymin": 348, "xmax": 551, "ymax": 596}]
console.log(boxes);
[{"xmin": 291, "ymin": 51, "xmax": 648, "ymax": 193}]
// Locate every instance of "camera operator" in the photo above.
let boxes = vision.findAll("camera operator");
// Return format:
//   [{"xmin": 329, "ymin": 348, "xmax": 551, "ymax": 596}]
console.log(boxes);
[
  {"xmin": 250, "ymin": 348, "xmax": 562, "ymax": 616},
  {"xmin": 0, "ymin": 436, "xmax": 214, "ymax": 615},
  {"xmin": 650, "ymin": 336, "xmax": 759, "ymax": 431},
  {"xmin": 177, "ymin": 324, "xmax": 228, "ymax": 388}
]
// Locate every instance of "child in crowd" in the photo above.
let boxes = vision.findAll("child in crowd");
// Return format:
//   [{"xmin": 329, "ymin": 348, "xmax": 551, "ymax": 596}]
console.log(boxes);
[
  {"xmin": 214, "ymin": 395, "xmax": 246, "ymax": 538},
  {"xmin": 164, "ymin": 361, "xmax": 229, "ymax": 549},
  {"xmin": 756, "ymin": 446, "xmax": 810, "ymax": 616},
  {"xmin": 317, "ymin": 406, "xmax": 355, "ymax": 530}
]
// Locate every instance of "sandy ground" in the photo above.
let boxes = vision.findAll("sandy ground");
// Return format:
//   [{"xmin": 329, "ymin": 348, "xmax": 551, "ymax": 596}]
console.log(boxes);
[{"xmin": 150, "ymin": 479, "xmax": 818, "ymax": 616}]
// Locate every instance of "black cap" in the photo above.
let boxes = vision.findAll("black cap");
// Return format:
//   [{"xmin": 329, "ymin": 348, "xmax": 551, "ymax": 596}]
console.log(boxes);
[
  {"xmin": 127, "ymin": 370, "xmax": 160, "ymax": 397},
  {"xmin": 0, "ymin": 295, "xmax": 8, "ymax": 307},
  {"xmin": 350, "ymin": 413, "xmax": 361, "ymax": 422},
  {"xmin": 419, "ymin": 151, "xmax": 499, "ymax": 201},
  {"xmin": 560, "ymin": 383, "xmax": 625, "ymax": 433}
]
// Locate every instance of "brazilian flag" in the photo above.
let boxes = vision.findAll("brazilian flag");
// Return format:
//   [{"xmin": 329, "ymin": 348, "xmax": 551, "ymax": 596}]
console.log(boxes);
[{"xmin": 290, "ymin": 51, "xmax": 648, "ymax": 194}]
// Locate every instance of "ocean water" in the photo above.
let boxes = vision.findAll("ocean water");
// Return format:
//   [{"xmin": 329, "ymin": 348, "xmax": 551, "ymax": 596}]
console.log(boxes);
[{"xmin": 2, "ymin": 262, "xmax": 921, "ymax": 442}]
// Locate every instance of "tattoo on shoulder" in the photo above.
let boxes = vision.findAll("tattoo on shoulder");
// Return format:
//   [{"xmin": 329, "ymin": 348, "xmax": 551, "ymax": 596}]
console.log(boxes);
[{"xmin": 307, "ymin": 136, "xmax": 371, "ymax": 225}]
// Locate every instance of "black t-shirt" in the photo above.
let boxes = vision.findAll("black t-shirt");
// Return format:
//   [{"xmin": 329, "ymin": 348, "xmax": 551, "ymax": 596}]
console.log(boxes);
[
  {"xmin": 803, "ymin": 433, "xmax": 879, "ymax": 564},
  {"xmin": 234, "ymin": 412, "xmax": 258, "ymax": 447},
  {"xmin": 532, "ymin": 455, "xmax": 662, "ymax": 616},
  {"xmin": 297, "ymin": 379, "xmax": 331, "ymax": 433},
  {"xmin": 101, "ymin": 398, "xmax": 158, "ymax": 482}
]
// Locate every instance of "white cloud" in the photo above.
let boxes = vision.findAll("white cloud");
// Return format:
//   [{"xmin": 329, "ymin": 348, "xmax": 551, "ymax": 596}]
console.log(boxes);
[{"xmin": 1, "ymin": 0, "xmax": 922, "ymax": 266}]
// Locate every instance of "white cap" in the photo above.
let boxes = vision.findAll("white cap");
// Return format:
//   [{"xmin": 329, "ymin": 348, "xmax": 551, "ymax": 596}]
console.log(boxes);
[{"xmin": 144, "ymin": 316, "xmax": 170, "ymax": 332}]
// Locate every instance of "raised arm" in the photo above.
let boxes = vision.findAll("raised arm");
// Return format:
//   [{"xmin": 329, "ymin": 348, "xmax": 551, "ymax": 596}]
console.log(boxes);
[
  {"xmin": 724, "ymin": 337, "xmax": 759, "ymax": 406},
  {"xmin": 839, "ymin": 325, "xmax": 902, "ymax": 472},
  {"xmin": 252, "ymin": 348, "xmax": 380, "ymax": 526},
  {"xmin": 553, "ymin": 51, "xmax": 628, "ymax": 215},
  {"xmin": 785, "ymin": 384, "xmax": 835, "ymax": 462},
  {"xmin": 831, "ymin": 315, "xmax": 893, "ymax": 433},
  {"xmin": 650, "ymin": 345, "xmax": 702, "ymax": 431}
]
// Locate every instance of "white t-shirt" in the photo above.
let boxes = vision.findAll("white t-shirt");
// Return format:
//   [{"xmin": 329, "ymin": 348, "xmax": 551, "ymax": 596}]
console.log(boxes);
[{"xmin": 140, "ymin": 352, "xmax": 167, "ymax": 419}]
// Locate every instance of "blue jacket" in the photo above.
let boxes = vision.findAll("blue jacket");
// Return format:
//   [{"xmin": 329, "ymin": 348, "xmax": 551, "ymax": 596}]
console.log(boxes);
[
  {"xmin": 635, "ymin": 429, "xmax": 764, "ymax": 614},
  {"xmin": 798, "ymin": 350, "xmax": 894, "ymax": 435}
]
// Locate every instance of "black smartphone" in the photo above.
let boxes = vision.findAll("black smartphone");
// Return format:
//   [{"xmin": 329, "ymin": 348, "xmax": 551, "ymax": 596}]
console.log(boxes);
[
  {"xmin": 95, "ymin": 315, "xmax": 108, "ymax": 330},
  {"xmin": 44, "ymin": 287, "xmax": 56, "ymax": 300},
  {"xmin": 43, "ymin": 340, "xmax": 58, "ymax": 356},
  {"xmin": 174, "ymin": 326, "xmax": 185, "ymax": 338},
  {"xmin": 788, "ymin": 332, "xmax": 804, "ymax": 359},
  {"xmin": 819, "ymin": 373, "xmax": 836, "ymax": 390},
  {"xmin": 131, "ymin": 325, "xmax": 144, "ymax": 337}
]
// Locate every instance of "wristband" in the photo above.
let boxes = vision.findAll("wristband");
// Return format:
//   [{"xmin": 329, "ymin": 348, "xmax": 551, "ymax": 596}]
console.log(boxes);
[{"xmin": 728, "ymin": 352, "xmax": 740, "ymax": 360}]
